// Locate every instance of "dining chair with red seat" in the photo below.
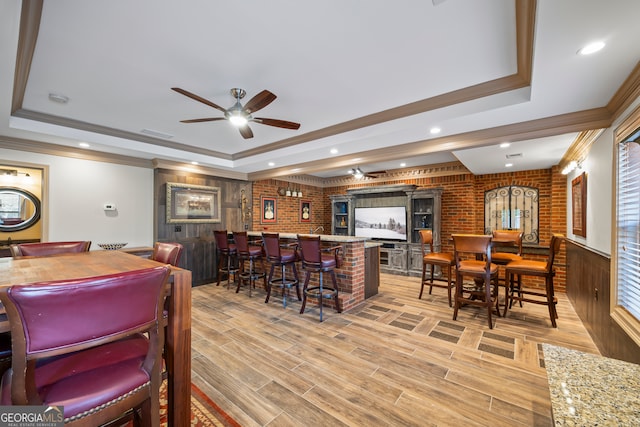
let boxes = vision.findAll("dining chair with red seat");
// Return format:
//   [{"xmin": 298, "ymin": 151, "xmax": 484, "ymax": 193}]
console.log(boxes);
[
  {"xmin": 418, "ymin": 229, "xmax": 455, "ymax": 307},
  {"xmin": 297, "ymin": 234, "xmax": 342, "ymax": 322},
  {"xmin": 262, "ymin": 232, "xmax": 300, "ymax": 308},
  {"xmin": 9, "ymin": 240, "xmax": 91, "ymax": 258},
  {"xmin": 151, "ymin": 241, "xmax": 184, "ymax": 267},
  {"xmin": 214, "ymin": 230, "xmax": 238, "ymax": 289},
  {"xmin": 452, "ymin": 234, "xmax": 501, "ymax": 329},
  {"xmin": 504, "ymin": 233, "xmax": 564, "ymax": 327},
  {"xmin": 0, "ymin": 265, "xmax": 170, "ymax": 426},
  {"xmin": 233, "ymin": 231, "xmax": 266, "ymax": 296}
]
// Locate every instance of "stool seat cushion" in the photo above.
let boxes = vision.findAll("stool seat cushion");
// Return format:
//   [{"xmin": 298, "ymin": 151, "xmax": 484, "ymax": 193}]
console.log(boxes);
[
  {"xmin": 222, "ymin": 244, "xmax": 237, "ymax": 254},
  {"xmin": 505, "ymin": 259, "xmax": 546, "ymax": 274},
  {"xmin": 423, "ymin": 252, "xmax": 454, "ymax": 264},
  {"xmin": 458, "ymin": 260, "xmax": 498, "ymax": 275},
  {"xmin": 320, "ymin": 254, "xmax": 336, "ymax": 269},
  {"xmin": 492, "ymin": 252, "xmax": 522, "ymax": 263},
  {"xmin": 245, "ymin": 245, "xmax": 262, "ymax": 257},
  {"xmin": 280, "ymin": 248, "xmax": 297, "ymax": 263}
]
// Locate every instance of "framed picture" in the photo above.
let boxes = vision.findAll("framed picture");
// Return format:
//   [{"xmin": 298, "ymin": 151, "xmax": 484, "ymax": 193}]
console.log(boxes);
[
  {"xmin": 571, "ymin": 173, "xmax": 587, "ymax": 237},
  {"xmin": 261, "ymin": 196, "xmax": 277, "ymax": 224},
  {"xmin": 300, "ymin": 200, "xmax": 311, "ymax": 223},
  {"xmin": 166, "ymin": 182, "xmax": 221, "ymax": 224}
]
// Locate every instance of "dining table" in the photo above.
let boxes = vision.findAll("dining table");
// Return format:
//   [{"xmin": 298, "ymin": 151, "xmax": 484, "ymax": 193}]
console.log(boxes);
[{"xmin": 0, "ymin": 250, "xmax": 192, "ymax": 427}]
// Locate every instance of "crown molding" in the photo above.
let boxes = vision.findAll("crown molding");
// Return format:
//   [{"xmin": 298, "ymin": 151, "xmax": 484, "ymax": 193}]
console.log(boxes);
[{"xmin": 152, "ymin": 159, "xmax": 248, "ymax": 181}]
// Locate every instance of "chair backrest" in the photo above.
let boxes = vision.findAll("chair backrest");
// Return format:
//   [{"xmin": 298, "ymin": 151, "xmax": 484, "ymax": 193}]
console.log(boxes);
[
  {"xmin": 262, "ymin": 232, "xmax": 282, "ymax": 261},
  {"xmin": 10, "ymin": 241, "xmax": 91, "ymax": 258},
  {"xmin": 452, "ymin": 234, "xmax": 493, "ymax": 267},
  {"xmin": 419, "ymin": 229, "xmax": 434, "ymax": 255},
  {"xmin": 546, "ymin": 233, "xmax": 564, "ymax": 272},
  {"xmin": 214, "ymin": 230, "xmax": 230, "ymax": 251},
  {"xmin": 491, "ymin": 229, "xmax": 523, "ymax": 255},
  {"xmin": 152, "ymin": 242, "xmax": 184, "ymax": 267},
  {"xmin": 232, "ymin": 231, "xmax": 251, "ymax": 255},
  {"xmin": 297, "ymin": 234, "xmax": 322, "ymax": 267},
  {"xmin": 0, "ymin": 266, "xmax": 170, "ymax": 403}
]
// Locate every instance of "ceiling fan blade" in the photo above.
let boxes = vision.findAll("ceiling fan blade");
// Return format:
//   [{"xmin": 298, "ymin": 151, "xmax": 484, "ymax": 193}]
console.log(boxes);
[
  {"xmin": 253, "ymin": 117, "xmax": 301, "ymax": 130},
  {"xmin": 239, "ymin": 125, "xmax": 254, "ymax": 139},
  {"xmin": 171, "ymin": 87, "xmax": 227, "ymax": 113},
  {"xmin": 179, "ymin": 117, "xmax": 226, "ymax": 123},
  {"xmin": 243, "ymin": 90, "xmax": 277, "ymax": 114}
]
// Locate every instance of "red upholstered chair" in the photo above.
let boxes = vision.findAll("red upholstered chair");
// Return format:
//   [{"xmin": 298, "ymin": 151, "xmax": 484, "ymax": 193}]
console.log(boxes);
[
  {"xmin": 504, "ymin": 233, "xmax": 564, "ymax": 327},
  {"xmin": 262, "ymin": 232, "xmax": 300, "ymax": 307},
  {"xmin": 233, "ymin": 231, "xmax": 266, "ymax": 296},
  {"xmin": 297, "ymin": 234, "xmax": 342, "ymax": 322},
  {"xmin": 151, "ymin": 241, "xmax": 184, "ymax": 267},
  {"xmin": 214, "ymin": 230, "xmax": 238, "ymax": 288},
  {"xmin": 418, "ymin": 229, "xmax": 455, "ymax": 307},
  {"xmin": 0, "ymin": 266, "xmax": 170, "ymax": 426},
  {"xmin": 9, "ymin": 241, "xmax": 91, "ymax": 258},
  {"xmin": 452, "ymin": 234, "xmax": 500, "ymax": 329}
]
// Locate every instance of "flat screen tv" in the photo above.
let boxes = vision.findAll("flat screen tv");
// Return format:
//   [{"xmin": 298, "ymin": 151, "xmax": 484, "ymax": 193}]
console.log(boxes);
[{"xmin": 354, "ymin": 206, "xmax": 407, "ymax": 241}]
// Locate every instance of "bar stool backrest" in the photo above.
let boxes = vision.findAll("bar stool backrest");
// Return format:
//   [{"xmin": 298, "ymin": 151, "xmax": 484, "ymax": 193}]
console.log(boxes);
[
  {"xmin": 298, "ymin": 235, "xmax": 322, "ymax": 267},
  {"xmin": 262, "ymin": 232, "xmax": 282, "ymax": 262},
  {"xmin": 214, "ymin": 230, "xmax": 230, "ymax": 251}
]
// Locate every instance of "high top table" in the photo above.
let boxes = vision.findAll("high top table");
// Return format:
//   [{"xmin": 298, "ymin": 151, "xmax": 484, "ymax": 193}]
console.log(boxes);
[{"xmin": 0, "ymin": 250, "xmax": 192, "ymax": 427}]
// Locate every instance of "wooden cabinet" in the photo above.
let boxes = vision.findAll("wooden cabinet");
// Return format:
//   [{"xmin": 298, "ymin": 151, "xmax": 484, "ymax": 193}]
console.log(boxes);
[
  {"xmin": 379, "ymin": 242, "xmax": 408, "ymax": 274},
  {"xmin": 330, "ymin": 195, "xmax": 353, "ymax": 236},
  {"xmin": 409, "ymin": 188, "xmax": 442, "ymax": 247},
  {"xmin": 365, "ymin": 244, "xmax": 380, "ymax": 298}
]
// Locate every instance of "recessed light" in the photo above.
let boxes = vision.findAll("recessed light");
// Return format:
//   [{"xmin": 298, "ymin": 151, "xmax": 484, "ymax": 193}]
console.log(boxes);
[
  {"xmin": 330, "ymin": 148, "xmax": 338, "ymax": 154},
  {"xmin": 499, "ymin": 142, "xmax": 511, "ymax": 148},
  {"xmin": 578, "ymin": 41, "xmax": 605, "ymax": 55},
  {"xmin": 400, "ymin": 163, "xmax": 406, "ymax": 167},
  {"xmin": 505, "ymin": 163, "xmax": 513, "ymax": 168},
  {"xmin": 78, "ymin": 142, "xmax": 90, "ymax": 148},
  {"xmin": 268, "ymin": 162, "xmax": 275, "ymax": 167},
  {"xmin": 191, "ymin": 161, "xmax": 198, "ymax": 165},
  {"xmin": 430, "ymin": 127, "xmax": 441, "ymax": 135}
]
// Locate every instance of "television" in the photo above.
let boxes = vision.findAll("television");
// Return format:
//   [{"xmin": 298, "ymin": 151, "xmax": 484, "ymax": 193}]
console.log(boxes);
[{"xmin": 354, "ymin": 206, "xmax": 407, "ymax": 241}]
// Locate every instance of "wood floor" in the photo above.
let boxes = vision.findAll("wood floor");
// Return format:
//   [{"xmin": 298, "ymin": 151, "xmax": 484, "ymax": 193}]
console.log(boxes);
[{"xmin": 190, "ymin": 273, "xmax": 599, "ymax": 427}]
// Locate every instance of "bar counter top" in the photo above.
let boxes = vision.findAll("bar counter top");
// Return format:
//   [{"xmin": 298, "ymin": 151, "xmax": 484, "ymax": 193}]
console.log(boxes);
[
  {"xmin": 542, "ymin": 343, "xmax": 640, "ymax": 425},
  {"xmin": 247, "ymin": 231, "xmax": 368, "ymax": 243}
]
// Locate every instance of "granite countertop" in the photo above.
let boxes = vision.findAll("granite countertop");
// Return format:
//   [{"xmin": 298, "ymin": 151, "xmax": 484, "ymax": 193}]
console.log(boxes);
[
  {"xmin": 542, "ymin": 343, "xmax": 640, "ymax": 425},
  {"xmin": 247, "ymin": 231, "xmax": 368, "ymax": 243}
]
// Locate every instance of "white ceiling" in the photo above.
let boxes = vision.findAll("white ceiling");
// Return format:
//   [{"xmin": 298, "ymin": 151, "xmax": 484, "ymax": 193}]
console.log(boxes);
[{"xmin": 1, "ymin": 0, "xmax": 640, "ymax": 180}]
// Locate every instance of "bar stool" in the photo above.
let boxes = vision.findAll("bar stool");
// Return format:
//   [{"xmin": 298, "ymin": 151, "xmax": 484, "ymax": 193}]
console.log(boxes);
[
  {"xmin": 297, "ymin": 234, "xmax": 342, "ymax": 322},
  {"xmin": 214, "ymin": 230, "xmax": 238, "ymax": 289},
  {"xmin": 233, "ymin": 231, "xmax": 266, "ymax": 296},
  {"xmin": 504, "ymin": 234, "xmax": 564, "ymax": 327},
  {"xmin": 452, "ymin": 234, "xmax": 500, "ymax": 329},
  {"xmin": 418, "ymin": 229, "xmax": 455, "ymax": 307},
  {"xmin": 262, "ymin": 232, "xmax": 300, "ymax": 307}
]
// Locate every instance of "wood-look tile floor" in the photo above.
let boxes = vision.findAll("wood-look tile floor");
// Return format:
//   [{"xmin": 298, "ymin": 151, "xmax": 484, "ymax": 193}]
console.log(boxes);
[{"xmin": 190, "ymin": 274, "xmax": 599, "ymax": 427}]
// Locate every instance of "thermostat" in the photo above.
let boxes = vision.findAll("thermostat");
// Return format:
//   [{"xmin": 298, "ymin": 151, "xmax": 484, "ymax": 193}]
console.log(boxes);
[{"xmin": 103, "ymin": 203, "xmax": 117, "ymax": 211}]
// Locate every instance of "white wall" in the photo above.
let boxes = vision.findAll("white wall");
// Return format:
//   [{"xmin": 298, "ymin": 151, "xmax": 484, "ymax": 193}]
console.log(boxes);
[
  {"xmin": 566, "ymin": 95, "xmax": 640, "ymax": 255},
  {"xmin": 0, "ymin": 148, "xmax": 154, "ymax": 249}
]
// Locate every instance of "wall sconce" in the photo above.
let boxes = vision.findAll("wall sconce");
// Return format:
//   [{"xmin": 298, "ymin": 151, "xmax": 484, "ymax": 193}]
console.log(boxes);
[
  {"xmin": 285, "ymin": 185, "xmax": 291, "ymax": 197},
  {"xmin": 297, "ymin": 188, "xmax": 303, "ymax": 198},
  {"xmin": 277, "ymin": 184, "xmax": 303, "ymax": 198},
  {"xmin": 291, "ymin": 188, "xmax": 298, "ymax": 197},
  {"xmin": 561, "ymin": 160, "xmax": 582, "ymax": 175}
]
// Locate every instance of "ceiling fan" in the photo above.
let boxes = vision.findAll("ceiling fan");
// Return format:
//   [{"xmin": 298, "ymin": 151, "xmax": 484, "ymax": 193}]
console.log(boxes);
[
  {"xmin": 171, "ymin": 87, "xmax": 300, "ymax": 139},
  {"xmin": 348, "ymin": 166, "xmax": 386, "ymax": 179}
]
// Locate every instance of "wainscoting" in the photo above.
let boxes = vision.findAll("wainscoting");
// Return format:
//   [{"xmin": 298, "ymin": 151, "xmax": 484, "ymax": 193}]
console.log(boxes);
[{"xmin": 565, "ymin": 239, "xmax": 640, "ymax": 364}]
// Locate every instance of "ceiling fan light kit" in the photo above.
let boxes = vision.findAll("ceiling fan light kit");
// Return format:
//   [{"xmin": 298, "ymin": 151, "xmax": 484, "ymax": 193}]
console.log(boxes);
[{"xmin": 172, "ymin": 87, "xmax": 300, "ymax": 139}]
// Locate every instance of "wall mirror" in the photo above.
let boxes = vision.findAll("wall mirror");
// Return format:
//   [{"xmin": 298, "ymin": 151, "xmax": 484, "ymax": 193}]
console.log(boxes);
[{"xmin": 0, "ymin": 187, "xmax": 41, "ymax": 232}]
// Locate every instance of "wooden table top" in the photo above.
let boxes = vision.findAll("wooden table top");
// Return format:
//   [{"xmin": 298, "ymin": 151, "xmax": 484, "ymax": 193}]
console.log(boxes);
[{"xmin": 0, "ymin": 250, "xmax": 167, "ymax": 287}]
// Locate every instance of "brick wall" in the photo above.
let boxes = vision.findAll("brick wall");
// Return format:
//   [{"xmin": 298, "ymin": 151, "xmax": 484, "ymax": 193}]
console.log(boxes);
[{"xmin": 253, "ymin": 167, "xmax": 568, "ymax": 291}]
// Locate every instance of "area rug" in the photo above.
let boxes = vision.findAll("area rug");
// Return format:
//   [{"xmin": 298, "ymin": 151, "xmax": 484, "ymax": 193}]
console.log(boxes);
[{"xmin": 123, "ymin": 381, "xmax": 241, "ymax": 427}]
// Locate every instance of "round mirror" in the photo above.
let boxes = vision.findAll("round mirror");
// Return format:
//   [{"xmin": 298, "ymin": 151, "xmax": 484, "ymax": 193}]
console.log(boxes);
[{"xmin": 0, "ymin": 187, "xmax": 41, "ymax": 232}]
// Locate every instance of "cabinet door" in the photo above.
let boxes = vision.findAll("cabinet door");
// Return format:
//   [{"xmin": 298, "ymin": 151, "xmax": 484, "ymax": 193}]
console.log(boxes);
[
  {"xmin": 409, "ymin": 246, "xmax": 424, "ymax": 273},
  {"xmin": 389, "ymin": 249, "xmax": 407, "ymax": 270}
]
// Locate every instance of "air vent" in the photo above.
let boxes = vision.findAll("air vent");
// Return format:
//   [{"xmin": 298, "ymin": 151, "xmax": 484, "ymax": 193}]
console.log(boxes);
[
  {"xmin": 506, "ymin": 153, "xmax": 523, "ymax": 159},
  {"xmin": 141, "ymin": 129, "xmax": 174, "ymax": 139}
]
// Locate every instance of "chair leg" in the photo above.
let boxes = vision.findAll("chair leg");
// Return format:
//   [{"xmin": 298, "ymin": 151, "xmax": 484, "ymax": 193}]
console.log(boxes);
[
  {"xmin": 446, "ymin": 265, "xmax": 452, "ymax": 308},
  {"xmin": 452, "ymin": 272, "xmax": 462, "ymax": 321},
  {"xmin": 547, "ymin": 277, "xmax": 557, "ymax": 328},
  {"xmin": 293, "ymin": 263, "xmax": 301, "ymax": 300},
  {"xmin": 299, "ymin": 271, "xmax": 311, "ymax": 314},
  {"xmin": 485, "ymin": 274, "xmax": 493, "ymax": 329},
  {"xmin": 265, "ymin": 263, "xmax": 276, "ymax": 303},
  {"xmin": 281, "ymin": 264, "xmax": 288, "ymax": 307},
  {"xmin": 419, "ymin": 262, "xmax": 427, "ymax": 299},
  {"xmin": 216, "ymin": 252, "xmax": 225, "ymax": 286},
  {"xmin": 330, "ymin": 270, "xmax": 341, "ymax": 313},
  {"xmin": 428, "ymin": 264, "xmax": 436, "ymax": 295},
  {"xmin": 318, "ymin": 271, "xmax": 324, "ymax": 322}
]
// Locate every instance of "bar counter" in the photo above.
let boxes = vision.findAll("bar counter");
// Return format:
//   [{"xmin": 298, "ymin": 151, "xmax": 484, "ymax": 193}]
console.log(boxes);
[
  {"xmin": 247, "ymin": 232, "xmax": 375, "ymax": 311},
  {"xmin": 543, "ymin": 343, "xmax": 640, "ymax": 425}
]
